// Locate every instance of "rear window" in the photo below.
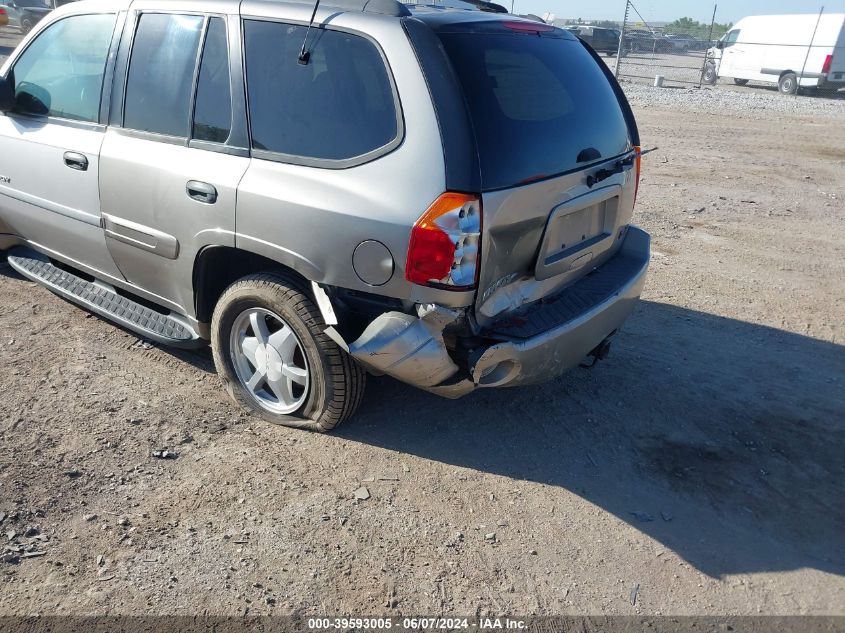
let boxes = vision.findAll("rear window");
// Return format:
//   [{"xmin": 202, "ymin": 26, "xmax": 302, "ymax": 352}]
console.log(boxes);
[{"xmin": 437, "ymin": 25, "xmax": 631, "ymax": 190}]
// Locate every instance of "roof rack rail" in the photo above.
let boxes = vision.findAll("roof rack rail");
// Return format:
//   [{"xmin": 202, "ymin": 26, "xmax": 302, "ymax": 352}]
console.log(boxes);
[{"xmin": 271, "ymin": 0, "xmax": 411, "ymax": 17}]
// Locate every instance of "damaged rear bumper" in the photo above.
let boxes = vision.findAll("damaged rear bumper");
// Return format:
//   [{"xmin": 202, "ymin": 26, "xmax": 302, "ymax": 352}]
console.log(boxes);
[{"xmin": 327, "ymin": 226, "xmax": 650, "ymax": 398}]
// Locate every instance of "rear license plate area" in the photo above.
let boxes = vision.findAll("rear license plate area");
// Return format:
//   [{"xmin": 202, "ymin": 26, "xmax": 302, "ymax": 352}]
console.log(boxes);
[{"xmin": 535, "ymin": 185, "xmax": 621, "ymax": 281}]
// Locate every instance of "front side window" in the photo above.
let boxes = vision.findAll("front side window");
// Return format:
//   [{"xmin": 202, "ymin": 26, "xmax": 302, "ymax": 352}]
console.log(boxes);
[
  {"xmin": 243, "ymin": 20, "xmax": 398, "ymax": 162},
  {"xmin": 724, "ymin": 30, "xmax": 740, "ymax": 47},
  {"xmin": 192, "ymin": 17, "xmax": 231, "ymax": 143},
  {"xmin": 123, "ymin": 13, "xmax": 203, "ymax": 137},
  {"xmin": 11, "ymin": 13, "xmax": 116, "ymax": 122}
]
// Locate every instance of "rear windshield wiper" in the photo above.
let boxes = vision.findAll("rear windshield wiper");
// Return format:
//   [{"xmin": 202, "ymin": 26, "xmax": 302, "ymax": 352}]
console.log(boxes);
[{"xmin": 586, "ymin": 147, "xmax": 657, "ymax": 188}]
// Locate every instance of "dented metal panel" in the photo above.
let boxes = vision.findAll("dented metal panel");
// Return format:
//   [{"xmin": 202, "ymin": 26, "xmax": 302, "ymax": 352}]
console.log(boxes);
[
  {"xmin": 327, "ymin": 227, "xmax": 649, "ymax": 396},
  {"xmin": 477, "ymin": 165, "xmax": 637, "ymax": 328},
  {"xmin": 330, "ymin": 305, "xmax": 460, "ymax": 388}
]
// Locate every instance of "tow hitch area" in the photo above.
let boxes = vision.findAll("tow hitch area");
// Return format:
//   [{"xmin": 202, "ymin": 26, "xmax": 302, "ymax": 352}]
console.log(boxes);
[
  {"xmin": 580, "ymin": 335, "xmax": 614, "ymax": 369},
  {"xmin": 325, "ymin": 305, "xmax": 460, "ymax": 388}
]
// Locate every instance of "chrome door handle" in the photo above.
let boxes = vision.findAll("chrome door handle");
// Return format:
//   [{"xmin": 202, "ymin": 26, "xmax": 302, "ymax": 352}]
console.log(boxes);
[
  {"xmin": 63, "ymin": 151, "xmax": 88, "ymax": 171},
  {"xmin": 186, "ymin": 180, "xmax": 217, "ymax": 204}
]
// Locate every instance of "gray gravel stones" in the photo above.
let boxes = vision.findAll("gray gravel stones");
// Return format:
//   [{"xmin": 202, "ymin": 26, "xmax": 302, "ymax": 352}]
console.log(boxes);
[{"xmin": 622, "ymin": 82, "xmax": 845, "ymax": 119}]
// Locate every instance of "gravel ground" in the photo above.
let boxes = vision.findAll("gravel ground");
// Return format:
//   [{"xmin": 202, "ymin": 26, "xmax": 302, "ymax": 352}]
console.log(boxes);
[
  {"xmin": 623, "ymin": 82, "xmax": 845, "ymax": 118},
  {"xmin": 1, "ymin": 28, "xmax": 844, "ymax": 619}
]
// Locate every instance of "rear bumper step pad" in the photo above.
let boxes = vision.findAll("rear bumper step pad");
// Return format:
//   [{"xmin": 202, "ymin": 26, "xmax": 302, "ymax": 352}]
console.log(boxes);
[{"xmin": 7, "ymin": 248, "xmax": 202, "ymax": 348}]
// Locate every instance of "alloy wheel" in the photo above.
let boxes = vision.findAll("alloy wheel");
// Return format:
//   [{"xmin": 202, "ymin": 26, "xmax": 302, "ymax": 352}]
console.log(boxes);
[{"xmin": 229, "ymin": 307, "xmax": 309, "ymax": 414}]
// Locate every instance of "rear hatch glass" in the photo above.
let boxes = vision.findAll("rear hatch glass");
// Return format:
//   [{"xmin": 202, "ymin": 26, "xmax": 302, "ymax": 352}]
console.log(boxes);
[{"xmin": 435, "ymin": 22, "xmax": 631, "ymax": 190}]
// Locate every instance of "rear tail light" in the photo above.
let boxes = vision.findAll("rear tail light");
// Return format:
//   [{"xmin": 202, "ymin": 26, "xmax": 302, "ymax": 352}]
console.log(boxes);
[
  {"xmin": 406, "ymin": 192, "xmax": 481, "ymax": 290},
  {"xmin": 633, "ymin": 146, "xmax": 642, "ymax": 205},
  {"xmin": 822, "ymin": 54, "xmax": 833, "ymax": 74}
]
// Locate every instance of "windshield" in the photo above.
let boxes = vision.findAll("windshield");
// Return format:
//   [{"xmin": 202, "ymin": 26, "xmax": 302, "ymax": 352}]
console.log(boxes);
[{"xmin": 437, "ymin": 24, "xmax": 631, "ymax": 190}]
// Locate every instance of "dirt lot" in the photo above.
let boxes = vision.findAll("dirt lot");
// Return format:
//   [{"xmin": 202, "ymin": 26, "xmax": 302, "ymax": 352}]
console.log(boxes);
[{"xmin": 1, "ymin": 29, "xmax": 844, "ymax": 617}]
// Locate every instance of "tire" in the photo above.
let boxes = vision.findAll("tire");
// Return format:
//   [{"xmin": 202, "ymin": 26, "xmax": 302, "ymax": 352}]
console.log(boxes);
[
  {"xmin": 733, "ymin": 78, "xmax": 749, "ymax": 86},
  {"xmin": 702, "ymin": 63, "xmax": 718, "ymax": 85},
  {"xmin": 211, "ymin": 272, "xmax": 366, "ymax": 432},
  {"xmin": 778, "ymin": 72, "xmax": 798, "ymax": 95},
  {"xmin": 21, "ymin": 17, "xmax": 34, "ymax": 34}
]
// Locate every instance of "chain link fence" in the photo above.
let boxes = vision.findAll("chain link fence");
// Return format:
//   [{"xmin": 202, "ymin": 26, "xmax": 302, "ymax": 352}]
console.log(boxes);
[
  {"xmin": 612, "ymin": 1, "xmax": 720, "ymax": 88},
  {"xmin": 608, "ymin": 2, "xmax": 843, "ymax": 97}
]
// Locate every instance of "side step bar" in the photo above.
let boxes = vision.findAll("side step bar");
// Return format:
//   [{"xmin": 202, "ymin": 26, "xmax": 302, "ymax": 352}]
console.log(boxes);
[{"xmin": 7, "ymin": 248, "xmax": 203, "ymax": 348}]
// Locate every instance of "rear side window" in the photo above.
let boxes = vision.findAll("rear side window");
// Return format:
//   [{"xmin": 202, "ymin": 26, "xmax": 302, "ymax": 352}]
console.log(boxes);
[
  {"xmin": 192, "ymin": 18, "xmax": 231, "ymax": 143},
  {"xmin": 243, "ymin": 20, "xmax": 398, "ymax": 163},
  {"xmin": 10, "ymin": 13, "xmax": 115, "ymax": 122},
  {"xmin": 124, "ymin": 13, "xmax": 203, "ymax": 137},
  {"xmin": 437, "ymin": 25, "xmax": 631, "ymax": 190}
]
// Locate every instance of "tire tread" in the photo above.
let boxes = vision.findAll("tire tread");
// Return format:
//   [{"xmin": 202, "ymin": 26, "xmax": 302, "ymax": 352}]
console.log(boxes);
[{"xmin": 211, "ymin": 272, "xmax": 365, "ymax": 432}]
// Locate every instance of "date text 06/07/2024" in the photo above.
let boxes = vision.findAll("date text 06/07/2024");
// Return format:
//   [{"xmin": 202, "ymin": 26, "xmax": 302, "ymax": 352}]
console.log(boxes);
[{"xmin": 306, "ymin": 617, "xmax": 528, "ymax": 630}]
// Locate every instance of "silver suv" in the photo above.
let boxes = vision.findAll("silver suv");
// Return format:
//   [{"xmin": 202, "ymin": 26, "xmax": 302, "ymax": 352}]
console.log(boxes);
[{"xmin": 0, "ymin": 0, "xmax": 650, "ymax": 431}]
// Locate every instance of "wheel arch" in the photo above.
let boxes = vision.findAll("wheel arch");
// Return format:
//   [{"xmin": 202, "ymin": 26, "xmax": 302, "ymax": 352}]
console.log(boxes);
[{"xmin": 193, "ymin": 246, "xmax": 316, "ymax": 326}]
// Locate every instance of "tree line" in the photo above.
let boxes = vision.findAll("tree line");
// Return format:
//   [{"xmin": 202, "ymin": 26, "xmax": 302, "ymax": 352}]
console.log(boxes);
[{"xmin": 586, "ymin": 17, "xmax": 733, "ymax": 40}]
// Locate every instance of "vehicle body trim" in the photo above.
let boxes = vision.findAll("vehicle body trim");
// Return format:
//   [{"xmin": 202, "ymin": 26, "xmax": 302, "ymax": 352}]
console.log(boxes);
[
  {"xmin": 0, "ymin": 181, "xmax": 101, "ymax": 227},
  {"xmin": 311, "ymin": 282, "xmax": 339, "ymax": 326},
  {"xmin": 760, "ymin": 67, "xmax": 824, "ymax": 78},
  {"xmin": 401, "ymin": 16, "xmax": 480, "ymax": 192},
  {"xmin": 0, "ymin": 111, "xmax": 106, "ymax": 133},
  {"xmin": 102, "ymin": 213, "xmax": 180, "ymax": 259}
]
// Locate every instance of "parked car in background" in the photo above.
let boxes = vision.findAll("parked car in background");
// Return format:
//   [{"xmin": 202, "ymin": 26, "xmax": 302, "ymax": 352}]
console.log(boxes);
[
  {"xmin": 625, "ymin": 30, "xmax": 672, "ymax": 53},
  {"xmin": 665, "ymin": 33, "xmax": 695, "ymax": 52},
  {"xmin": 689, "ymin": 37, "xmax": 713, "ymax": 51},
  {"xmin": 570, "ymin": 25, "xmax": 622, "ymax": 56},
  {"xmin": 0, "ymin": 0, "xmax": 649, "ymax": 431},
  {"xmin": 703, "ymin": 13, "xmax": 845, "ymax": 95},
  {"xmin": 0, "ymin": 0, "xmax": 53, "ymax": 34}
]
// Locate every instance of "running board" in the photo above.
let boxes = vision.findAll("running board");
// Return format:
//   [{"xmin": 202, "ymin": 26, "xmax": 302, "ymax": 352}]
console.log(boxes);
[{"xmin": 7, "ymin": 248, "xmax": 203, "ymax": 348}]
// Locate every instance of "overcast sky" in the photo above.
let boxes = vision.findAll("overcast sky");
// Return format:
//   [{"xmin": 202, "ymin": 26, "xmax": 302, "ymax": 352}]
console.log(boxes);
[{"xmin": 513, "ymin": 0, "xmax": 845, "ymax": 24}]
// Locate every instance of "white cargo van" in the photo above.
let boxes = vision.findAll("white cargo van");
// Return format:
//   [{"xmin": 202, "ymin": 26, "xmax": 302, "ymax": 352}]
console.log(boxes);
[{"xmin": 703, "ymin": 13, "xmax": 845, "ymax": 95}]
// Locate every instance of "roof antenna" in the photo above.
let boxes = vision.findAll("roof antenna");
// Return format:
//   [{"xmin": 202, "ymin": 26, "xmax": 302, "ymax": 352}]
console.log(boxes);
[{"xmin": 298, "ymin": 0, "xmax": 322, "ymax": 65}]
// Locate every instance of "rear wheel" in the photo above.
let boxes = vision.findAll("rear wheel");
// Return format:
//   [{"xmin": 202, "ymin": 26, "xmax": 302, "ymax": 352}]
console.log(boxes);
[
  {"xmin": 778, "ymin": 72, "xmax": 799, "ymax": 95},
  {"xmin": 733, "ymin": 78, "xmax": 749, "ymax": 86},
  {"xmin": 211, "ymin": 272, "xmax": 365, "ymax": 432},
  {"xmin": 702, "ymin": 63, "xmax": 718, "ymax": 85},
  {"xmin": 21, "ymin": 17, "xmax": 34, "ymax": 34}
]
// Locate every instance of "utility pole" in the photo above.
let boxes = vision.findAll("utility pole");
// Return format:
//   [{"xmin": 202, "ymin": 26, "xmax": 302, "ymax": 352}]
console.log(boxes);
[
  {"xmin": 699, "ymin": 4, "xmax": 717, "ymax": 88},
  {"xmin": 614, "ymin": 0, "xmax": 630, "ymax": 77},
  {"xmin": 799, "ymin": 6, "xmax": 824, "ymax": 96}
]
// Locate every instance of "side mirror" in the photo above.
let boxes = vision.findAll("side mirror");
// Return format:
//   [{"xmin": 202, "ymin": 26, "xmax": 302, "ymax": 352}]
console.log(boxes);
[
  {"xmin": 715, "ymin": 40, "xmax": 724, "ymax": 50},
  {"xmin": 0, "ymin": 77, "xmax": 14, "ymax": 113}
]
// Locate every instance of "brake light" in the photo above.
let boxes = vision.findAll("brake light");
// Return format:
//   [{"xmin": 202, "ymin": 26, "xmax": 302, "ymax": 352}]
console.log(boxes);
[
  {"xmin": 634, "ymin": 146, "xmax": 642, "ymax": 205},
  {"xmin": 406, "ymin": 192, "xmax": 481, "ymax": 290},
  {"xmin": 822, "ymin": 54, "xmax": 833, "ymax": 74},
  {"xmin": 0, "ymin": 8, "xmax": 6, "ymax": 14},
  {"xmin": 502, "ymin": 20, "xmax": 555, "ymax": 34}
]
